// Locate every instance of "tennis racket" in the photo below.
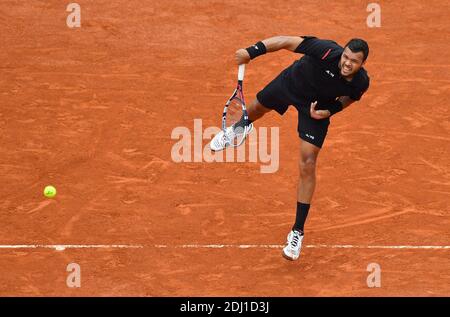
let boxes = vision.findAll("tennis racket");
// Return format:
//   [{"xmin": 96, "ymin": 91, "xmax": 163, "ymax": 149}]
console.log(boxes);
[{"xmin": 221, "ymin": 64, "xmax": 250, "ymax": 147}]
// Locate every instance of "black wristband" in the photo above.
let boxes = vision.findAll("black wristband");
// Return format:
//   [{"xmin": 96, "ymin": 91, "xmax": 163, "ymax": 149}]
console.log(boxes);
[
  {"xmin": 328, "ymin": 99, "xmax": 344, "ymax": 116},
  {"xmin": 245, "ymin": 41, "xmax": 267, "ymax": 59}
]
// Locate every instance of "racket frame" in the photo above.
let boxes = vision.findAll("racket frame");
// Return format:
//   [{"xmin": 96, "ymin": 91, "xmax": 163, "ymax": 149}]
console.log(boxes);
[{"xmin": 221, "ymin": 64, "xmax": 250, "ymax": 147}]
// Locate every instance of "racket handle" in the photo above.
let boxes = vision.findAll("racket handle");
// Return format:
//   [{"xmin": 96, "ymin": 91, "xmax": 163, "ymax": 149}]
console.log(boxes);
[{"xmin": 238, "ymin": 64, "xmax": 245, "ymax": 81}]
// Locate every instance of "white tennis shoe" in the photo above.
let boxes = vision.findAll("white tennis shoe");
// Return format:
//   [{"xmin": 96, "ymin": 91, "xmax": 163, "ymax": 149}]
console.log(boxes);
[
  {"xmin": 209, "ymin": 123, "xmax": 253, "ymax": 151},
  {"xmin": 282, "ymin": 230, "xmax": 304, "ymax": 261}
]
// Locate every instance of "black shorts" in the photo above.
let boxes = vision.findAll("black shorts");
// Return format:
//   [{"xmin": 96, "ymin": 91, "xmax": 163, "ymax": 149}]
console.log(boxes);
[{"xmin": 256, "ymin": 68, "xmax": 330, "ymax": 148}]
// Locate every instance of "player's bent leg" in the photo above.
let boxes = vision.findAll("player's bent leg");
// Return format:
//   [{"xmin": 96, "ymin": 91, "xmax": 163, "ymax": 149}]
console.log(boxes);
[
  {"xmin": 209, "ymin": 98, "xmax": 271, "ymax": 152},
  {"xmin": 247, "ymin": 98, "xmax": 273, "ymax": 123},
  {"xmin": 230, "ymin": 98, "xmax": 271, "ymax": 131}
]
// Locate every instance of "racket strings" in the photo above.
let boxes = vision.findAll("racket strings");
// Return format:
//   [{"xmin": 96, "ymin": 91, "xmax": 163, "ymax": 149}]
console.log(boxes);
[
  {"xmin": 226, "ymin": 98, "xmax": 244, "ymax": 123},
  {"xmin": 224, "ymin": 97, "xmax": 248, "ymax": 146}
]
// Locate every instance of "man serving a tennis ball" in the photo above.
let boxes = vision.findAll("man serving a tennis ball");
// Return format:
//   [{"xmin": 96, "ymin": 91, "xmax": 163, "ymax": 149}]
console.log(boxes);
[{"xmin": 211, "ymin": 35, "xmax": 370, "ymax": 261}]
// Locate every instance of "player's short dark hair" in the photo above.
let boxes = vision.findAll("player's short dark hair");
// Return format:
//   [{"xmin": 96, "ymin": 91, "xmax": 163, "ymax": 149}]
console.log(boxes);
[{"xmin": 344, "ymin": 38, "xmax": 369, "ymax": 62}]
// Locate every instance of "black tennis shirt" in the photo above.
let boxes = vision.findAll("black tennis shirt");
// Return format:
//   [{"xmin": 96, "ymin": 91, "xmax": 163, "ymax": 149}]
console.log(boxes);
[{"xmin": 284, "ymin": 36, "xmax": 370, "ymax": 109}]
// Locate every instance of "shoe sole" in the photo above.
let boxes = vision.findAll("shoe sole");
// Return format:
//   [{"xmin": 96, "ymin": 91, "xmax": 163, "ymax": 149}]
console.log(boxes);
[{"xmin": 282, "ymin": 250, "xmax": 299, "ymax": 261}]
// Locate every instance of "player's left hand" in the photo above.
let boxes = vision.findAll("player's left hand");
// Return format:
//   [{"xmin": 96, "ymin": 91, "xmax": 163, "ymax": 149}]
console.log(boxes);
[{"xmin": 310, "ymin": 101, "xmax": 331, "ymax": 120}]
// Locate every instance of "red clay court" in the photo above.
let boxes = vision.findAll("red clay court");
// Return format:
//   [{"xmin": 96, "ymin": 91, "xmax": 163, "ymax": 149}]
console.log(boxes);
[{"xmin": 0, "ymin": 0, "xmax": 449, "ymax": 296}]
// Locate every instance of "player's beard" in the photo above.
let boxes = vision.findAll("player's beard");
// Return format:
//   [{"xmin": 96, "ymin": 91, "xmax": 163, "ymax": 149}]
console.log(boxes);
[
  {"xmin": 339, "ymin": 61, "xmax": 353, "ymax": 77},
  {"xmin": 339, "ymin": 60, "xmax": 361, "ymax": 79}
]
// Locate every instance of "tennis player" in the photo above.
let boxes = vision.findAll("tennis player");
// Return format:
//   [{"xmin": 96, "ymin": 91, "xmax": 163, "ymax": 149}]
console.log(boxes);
[{"xmin": 211, "ymin": 36, "xmax": 370, "ymax": 261}]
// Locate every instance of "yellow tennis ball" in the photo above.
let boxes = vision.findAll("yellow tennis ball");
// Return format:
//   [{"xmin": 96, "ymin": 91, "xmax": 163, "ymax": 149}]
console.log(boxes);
[{"xmin": 44, "ymin": 185, "xmax": 57, "ymax": 198}]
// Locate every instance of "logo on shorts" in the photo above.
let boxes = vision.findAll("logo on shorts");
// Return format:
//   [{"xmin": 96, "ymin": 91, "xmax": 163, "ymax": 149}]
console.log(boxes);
[{"xmin": 305, "ymin": 133, "xmax": 315, "ymax": 140}]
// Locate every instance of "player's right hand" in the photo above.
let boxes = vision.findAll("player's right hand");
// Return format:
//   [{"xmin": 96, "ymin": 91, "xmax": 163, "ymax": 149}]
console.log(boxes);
[{"xmin": 235, "ymin": 49, "xmax": 251, "ymax": 65}]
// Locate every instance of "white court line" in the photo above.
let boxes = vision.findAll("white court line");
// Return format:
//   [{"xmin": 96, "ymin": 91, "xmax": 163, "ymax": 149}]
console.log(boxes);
[
  {"xmin": 308, "ymin": 245, "xmax": 450, "ymax": 250},
  {"xmin": 0, "ymin": 245, "xmax": 143, "ymax": 251},
  {"xmin": 1, "ymin": 244, "xmax": 449, "ymax": 250},
  {"xmin": 156, "ymin": 244, "xmax": 450, "ymax": 250}
]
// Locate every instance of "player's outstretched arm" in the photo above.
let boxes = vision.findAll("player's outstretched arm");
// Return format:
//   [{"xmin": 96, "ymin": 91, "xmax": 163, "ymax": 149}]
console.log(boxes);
[
  {"xmin": 262, "ymin": 36, "xmax": 304, "ymax": 52},
  {"xmin": 235, "ymin": 36, "xmax": 304, "ymax": 65}
]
